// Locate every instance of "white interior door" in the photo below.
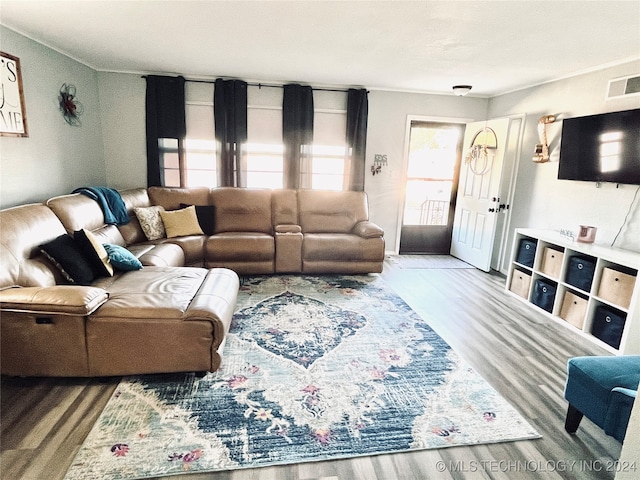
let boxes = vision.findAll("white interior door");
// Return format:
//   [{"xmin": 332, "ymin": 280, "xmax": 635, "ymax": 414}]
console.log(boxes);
[{"xmin": 450, "ymin": 118, "xmax": 511, "ymax": 271}]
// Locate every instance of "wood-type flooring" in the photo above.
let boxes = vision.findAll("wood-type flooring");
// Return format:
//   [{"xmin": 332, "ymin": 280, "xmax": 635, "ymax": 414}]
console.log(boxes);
[{"xmin": 0, "ymin": 256, "xmax": 626, "ymax": 479}]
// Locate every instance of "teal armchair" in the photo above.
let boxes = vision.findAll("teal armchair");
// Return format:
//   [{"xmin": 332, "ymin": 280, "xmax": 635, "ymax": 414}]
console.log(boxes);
[{"xmin": 564, "ymin": 355, "xmax": 640, "ymax": 443}]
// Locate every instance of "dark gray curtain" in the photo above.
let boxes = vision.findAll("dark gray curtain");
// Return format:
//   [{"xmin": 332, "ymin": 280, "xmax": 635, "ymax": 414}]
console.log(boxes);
[
  {"xmin": 145, "ymin": 75, "xmax": 186, "ymax": 187},
  {"xmin": 283, "ymin": 84, "xmax": 314, "ymax": 189},
  {"xmin": 346, "ymin": 88, "xmax": 368, "ymax": 191},
  {"xmin": 214, "ymin": 79, "xmax": 248, "ymax": 187}
]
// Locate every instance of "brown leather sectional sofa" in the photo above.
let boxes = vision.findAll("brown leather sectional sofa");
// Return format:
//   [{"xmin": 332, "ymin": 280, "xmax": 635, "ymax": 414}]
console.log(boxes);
[{"xmin": 0, "ymin": 187, "xmax": 384, "ymax": 377}]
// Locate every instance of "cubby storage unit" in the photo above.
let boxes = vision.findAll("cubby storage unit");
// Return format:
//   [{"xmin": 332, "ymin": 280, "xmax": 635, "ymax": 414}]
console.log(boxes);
[{"xmin": 507, "ymin": 228, "xmax": 640, "ymax": 355}]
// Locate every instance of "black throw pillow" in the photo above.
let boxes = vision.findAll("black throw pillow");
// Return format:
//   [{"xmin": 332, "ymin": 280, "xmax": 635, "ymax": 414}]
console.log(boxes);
[{"xmin": 39, "ymin": 234, "xmax": 95, "ymax": 285}]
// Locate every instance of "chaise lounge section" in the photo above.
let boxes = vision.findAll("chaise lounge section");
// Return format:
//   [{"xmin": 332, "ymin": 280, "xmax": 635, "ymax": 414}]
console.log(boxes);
[{"xmin": 0, "ymin": 202, "xmax": 238, "ymax": 377}]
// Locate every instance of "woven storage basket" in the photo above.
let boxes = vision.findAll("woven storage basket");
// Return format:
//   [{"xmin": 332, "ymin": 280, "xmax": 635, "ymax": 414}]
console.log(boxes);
[
  {"xmin": 509, "ymin": 270, "xmax": 531, "ymax": 299},
  {"xmin": 559, "ymin": 290, "xmax": 587, "ymax": 329},
  {"xmin": 597, "ymin": 268, "xmax": 636, "ymax": 309},
  {"xmin": 540, "ymin": 247, "xmax": 564, "ymax": 279}
]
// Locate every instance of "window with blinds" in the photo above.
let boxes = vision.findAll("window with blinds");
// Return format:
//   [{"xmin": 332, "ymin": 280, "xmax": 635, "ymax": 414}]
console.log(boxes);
[{"xmin": 172, "ymin": 82, "xmax": 349, "ymax": 189}]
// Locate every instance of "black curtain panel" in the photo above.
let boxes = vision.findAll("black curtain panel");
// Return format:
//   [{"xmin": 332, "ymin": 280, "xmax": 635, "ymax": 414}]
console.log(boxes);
[
  {"xmin": 282, "ymin": 84, "xmax": 314, "ymax": 189},
  {"xmin": 145, "ymin": 75, "xmax": 186, "ymax": 187},
  {"xmin": 214, "ymin": 79, "xmax": 248, "ymax": 187},
  {"xmin": 346, "ymin": 88, "xmax": 369, "ymax": 191}
]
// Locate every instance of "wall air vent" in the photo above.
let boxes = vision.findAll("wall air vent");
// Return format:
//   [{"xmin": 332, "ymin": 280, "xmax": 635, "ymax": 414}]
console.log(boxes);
[{"xmin": 607, "ymin": 74, "xmax": 640, "ymax": 99}]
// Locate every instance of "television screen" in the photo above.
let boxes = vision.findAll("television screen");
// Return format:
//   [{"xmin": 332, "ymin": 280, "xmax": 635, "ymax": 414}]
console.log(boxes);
[{"xmin": 558, "ymin": 108, "xmax": 640, "ymax": 185}]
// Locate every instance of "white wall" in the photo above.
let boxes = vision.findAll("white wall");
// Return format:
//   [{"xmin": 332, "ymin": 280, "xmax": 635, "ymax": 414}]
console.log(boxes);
[
  {"xmin": 97, "ymin": 72, "xmax": 146, "ymax": 189},
  {"xmin": 489, "ymin": 60, "xmax": 640, "ymax": 255},
  {"xmin": 365, "ymin": 90, "xmax": 488, "ymax": 252},
  {"xmin": 0, "ymin": 27, "xmax": 105, "ymax": 209}
]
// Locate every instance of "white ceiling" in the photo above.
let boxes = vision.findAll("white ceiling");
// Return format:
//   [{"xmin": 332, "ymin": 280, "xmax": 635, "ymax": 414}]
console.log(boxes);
[{"xmin": 1, "ymin": 0, "xmax": 639, "ymax": 97}]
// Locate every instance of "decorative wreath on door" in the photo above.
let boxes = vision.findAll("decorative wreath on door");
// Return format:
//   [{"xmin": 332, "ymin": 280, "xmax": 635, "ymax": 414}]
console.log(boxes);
[{"xmin": 464, "ymin": 127, "xmax": 498, "ymax": 175}]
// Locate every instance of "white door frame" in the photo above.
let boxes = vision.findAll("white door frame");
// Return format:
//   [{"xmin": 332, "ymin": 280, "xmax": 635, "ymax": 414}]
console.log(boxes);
[{"xmin": 493, "ymin": 113, "xmax": 526, "ymax": 274}]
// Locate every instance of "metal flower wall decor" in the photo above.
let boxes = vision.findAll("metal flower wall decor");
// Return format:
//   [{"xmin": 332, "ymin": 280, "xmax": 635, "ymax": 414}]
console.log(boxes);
[{"xmin": 59, "ymin": 83, "xmax": 84, "ymax": 126}]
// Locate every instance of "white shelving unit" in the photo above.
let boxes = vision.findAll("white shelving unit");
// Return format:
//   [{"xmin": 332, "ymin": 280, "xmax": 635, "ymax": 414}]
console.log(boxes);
[{"xmin": 506, "ymin": 228, "xmax": 640, "ymax": 355}]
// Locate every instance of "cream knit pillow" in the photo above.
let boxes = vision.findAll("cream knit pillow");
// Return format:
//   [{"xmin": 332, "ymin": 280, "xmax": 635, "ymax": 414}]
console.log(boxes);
[{"xmin": 134, "ymin": 205, "xmax": 166, "ymax": 241}]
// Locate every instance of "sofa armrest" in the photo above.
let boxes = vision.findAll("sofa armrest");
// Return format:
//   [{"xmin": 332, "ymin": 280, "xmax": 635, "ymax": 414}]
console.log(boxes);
[
  {"xmin": 352, "ymin": 221, "xmax": 384, "ymax": 238},
  {"xmin": 0, "ymin": 286, "xmax": 108, "ymax": 315},
  {"xmin": 275, "ymin": 224, "xmax": 302, "ymax": 234}
]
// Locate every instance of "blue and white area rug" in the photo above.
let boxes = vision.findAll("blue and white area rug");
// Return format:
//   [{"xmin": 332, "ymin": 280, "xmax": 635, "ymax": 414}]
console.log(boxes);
[{"xmin": 64, "ymin": 275, "xmax": 540, "ymax": 480}]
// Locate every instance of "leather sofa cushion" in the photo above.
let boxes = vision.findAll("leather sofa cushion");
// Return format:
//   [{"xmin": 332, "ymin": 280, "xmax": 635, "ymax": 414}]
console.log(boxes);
[
  {"xmin": 91, "ymin": 267, "xmax": 211, "ymax": 318},
  {"xmin": 275, "ymin": 224, "xmax": 302, "ymax": 233},
  {"xmin": 166, "ymin": 236, "xmax": 206, "ymax": 266},
  {"xmin": 46, "ymin": 193, "xmax": 127, "ymax": 248},
  {"xmin": 118, "ymin": 188, "xmax": 152, "ymax": 245},
  {"xmin": 272, "ymin": 189, "xmax": 298, "ymax": 226},
  {"xmin": 127, "ymin": 244, "xmax": 158, "ymax": 258},
  {"xmin": 47, "ymin": 193, "xmax": 108, "ymax": 233},
  {"xmin": 119, "ymin": 215, "xmax": 147, "ymax": 246},
  {"xmin": 298, "ymin": 190, "xmax": 369, "ymax": 233},
  {"xmin": 138, "ymin": 243, "xmax": 185, "ymax": 267},
  {"xmin": 0, "ymin": 204, "xmax": 67, "ymax": 288},
  {"xmin": 125, "ymin": 243, "xmax": 184, "ymax": 267},
  {"xmin": 303, "ymin": 233, "xmax": 385, "ymax": 261},
  {"xmin": 0, "ymin": 285, "xmax": 108, "ymax": 315},
  {"xmin": 148, "ymin": 186, "xmax": 211, "ymax": 210},
  {"xmin": 46, "ymin": 187, "xmax": 146, "ymax": 251},
  {"xmin": 120, "ymin": 188, "xmax": 151, "ymax": 211},
  {"xmin": 211, "ymin": 188, "xmax": 273, "ymax": 234},
  {"xmin": 352, "ymin": 221, "xmax": 384, "ymax": 238},
  {"xmin": 88, "ymin": 224, "xmax": 127, "ymax": 246},
  {"xmin": 205, "ymin": 233, "xmax": 274, "ymax": 261}
]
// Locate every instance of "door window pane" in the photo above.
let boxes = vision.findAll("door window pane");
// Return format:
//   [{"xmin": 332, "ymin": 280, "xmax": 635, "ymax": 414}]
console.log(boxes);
[
  {"xmin": 403, "ymin": 124, "xmax": 461, "ymax": 226},
  {"xmin": 403, "ymin": 180, "xmax": 453, "ymax": 225}
]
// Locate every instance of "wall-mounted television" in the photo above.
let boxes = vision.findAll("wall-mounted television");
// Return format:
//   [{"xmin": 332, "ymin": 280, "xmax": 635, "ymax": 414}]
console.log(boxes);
[{"xmin": 558, "ymin": 108, "xmax": 640, "ymax": 185}]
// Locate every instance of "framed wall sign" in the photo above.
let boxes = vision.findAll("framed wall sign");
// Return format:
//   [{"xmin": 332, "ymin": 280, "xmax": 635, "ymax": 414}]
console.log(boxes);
[{"xmin": 1, "ymin": 51, "xmax": 29, "ymax": 137}]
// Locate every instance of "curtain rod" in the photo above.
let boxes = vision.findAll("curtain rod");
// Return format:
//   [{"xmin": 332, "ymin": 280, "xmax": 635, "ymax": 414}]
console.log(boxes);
[
  {"xmin": 186, "ymin": 78, "xmax": 362, "ymax": 93},
  {"xmin": 141, "ymin": 76, "xmax": 365, "ymax": 93}
]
